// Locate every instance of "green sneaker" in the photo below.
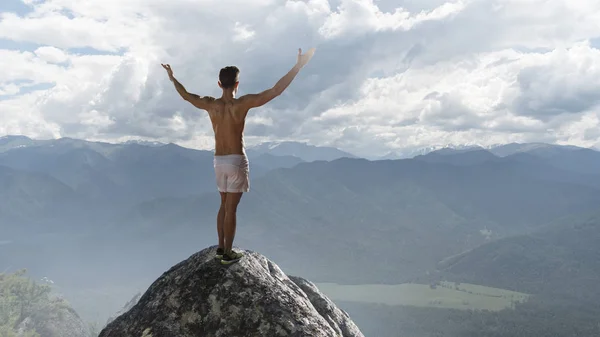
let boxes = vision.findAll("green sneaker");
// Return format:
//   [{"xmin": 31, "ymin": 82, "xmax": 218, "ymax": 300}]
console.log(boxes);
[
  {"xmin": 220, "ymin": 250, "xmax": 244, "ymax": 265},
  {"xmin": 215, "ymin": 248, "xmax": 225, "ymax": 259}
]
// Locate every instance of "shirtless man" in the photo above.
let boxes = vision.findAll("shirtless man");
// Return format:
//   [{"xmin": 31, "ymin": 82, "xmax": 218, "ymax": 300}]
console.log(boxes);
[{"xmin": 162, "ymin": 48, "xmax": 315, "ymax": 264}]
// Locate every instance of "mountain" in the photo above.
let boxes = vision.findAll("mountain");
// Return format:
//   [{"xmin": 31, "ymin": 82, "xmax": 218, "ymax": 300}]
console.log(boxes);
[
  {"xmin": 122, "ymin": 140, "xmax": 165, "ymax": 147},
  {"xmin": 418, "ymin": 142, "xmax": 592, "ymax": 159},
  {"xmin": 414, "ymin": 142, "xmax": 600, "ymax": 176},
  {"xmin": 0, "ymin": 137, "xmax": 305, "ymax": 207},
  {"xmin": 99, "ymin": 247, "xmax": 364, "ymax": 337},
  {"xmin": 249, "ymin": 152, "xmax": 304, "ymax": 170},
  {"xmin": 389, "ymin": 142, "xmax": 598, "ymax": 163},
  {"xmin": 378, "ymin": 151, "xmax": 403, "ymax": 160},
  {"xmin": 522, "ymin": 147, "xmax": 600, "ymax": 176},
  {"xmin": 120, "ymin": 154, "xmax": 600, "ymax": 285},
  {"xmin": 0, "ymin": 165, "xmax": 89, "ymax": 236},
  {"xmin": 248, "ymin": 141, "xmax": 357, "ymax": 162},
  {"xmin": 5, "ymin": 137, "xmax": 600, "ymax": 328},
  {"xmin": 379, "ymin": 145, "xmax": 485, "ymax": 160},
  {"xmin": 495, "ymin": 145, "xmax": 600, "ymax": 176},
  {"xmin": 0, "ymin": 135, "xmax": 38, "ymax": 152},
  {"xmin": 0, "ymin": 141, "xmax": 208, "ymax": 207},
  {"xmin": 427, "ymin": 145, "xmax": 486, "ymax": 155},
  {"xmin": 415, "ymin": 149, "xmax": 499, "ymax": 166},
  {"xmin": 379, "ymin": 146, "xmax": 439, "ymax": 160},
  {"xmin": 437, "ymin": 207, "xmax": 600, "ymax": 302},
  {"xmin": 488, "ymin": 142, "xmax": 584, "ymax": 157}
]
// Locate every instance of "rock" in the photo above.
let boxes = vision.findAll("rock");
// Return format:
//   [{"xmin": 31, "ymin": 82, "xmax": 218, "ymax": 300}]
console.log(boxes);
[
  {"xmin": 100, "ymin": 247, "xmax": 364, "ymax": 337},
  {"xmin": 105, "ymin": 292, "xmax": 142, "ymax": 326},
  {"xmin": 288, "ymin": 276, "xmax": 363, "ymax": 337}
]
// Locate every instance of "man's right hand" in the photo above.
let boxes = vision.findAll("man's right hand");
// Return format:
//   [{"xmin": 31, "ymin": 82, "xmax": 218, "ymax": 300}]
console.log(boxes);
[{"xmin": 296, "ymin": 48, "xmax": 316, "ymax": 69}]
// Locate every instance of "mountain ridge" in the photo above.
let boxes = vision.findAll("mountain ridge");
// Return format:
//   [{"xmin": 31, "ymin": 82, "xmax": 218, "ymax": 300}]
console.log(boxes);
[
  {"xmin": 435, "ymin": 207, "xmax": 600, "ymax": 301},
  {"xmin": 247, "ymin": 140, "xmax": 357, "ymax": 162},
  {"xmin": 112, "ymin": 154, "xmax": 600, "ymax": 285},
  {"xmin": 4, "ymin": 136, "xmax": 600, "ymax": 329}
]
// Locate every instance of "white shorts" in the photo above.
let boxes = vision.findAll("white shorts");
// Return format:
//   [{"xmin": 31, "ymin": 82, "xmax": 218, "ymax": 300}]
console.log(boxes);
[{"xmin": 213, "ymin": 154, "xmax": 250, "ymax": 193}]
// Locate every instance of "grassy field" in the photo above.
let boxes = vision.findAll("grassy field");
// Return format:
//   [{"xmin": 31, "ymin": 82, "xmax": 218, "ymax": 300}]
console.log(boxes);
[{"xmin": 316, "ymin": 281, "xmax": 529, "ymax": 311}]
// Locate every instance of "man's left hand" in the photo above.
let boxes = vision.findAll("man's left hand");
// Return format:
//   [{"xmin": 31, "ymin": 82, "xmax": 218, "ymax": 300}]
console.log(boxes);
[{"xmin": 161, "ymin": 63, "xmax": 174, "ymax": 79}]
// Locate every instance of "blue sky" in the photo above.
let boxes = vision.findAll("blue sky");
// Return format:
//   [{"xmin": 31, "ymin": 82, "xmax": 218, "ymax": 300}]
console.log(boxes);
[
  {"xmin": 2, "ymin": 0, "xmax": 600, "ymax": 157},
  {"xmin": 0, "ymin": 0, "xmax": 30, "ymax": 16},
  {"xmin": 0, "ymin": 1, "xmax": 33, "ymax": 53}
]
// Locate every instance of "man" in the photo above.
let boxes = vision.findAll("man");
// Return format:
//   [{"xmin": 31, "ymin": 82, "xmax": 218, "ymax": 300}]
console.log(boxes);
[{"xmin": 162, "ymin": 47, "xmax": 315, "ymax": 265}]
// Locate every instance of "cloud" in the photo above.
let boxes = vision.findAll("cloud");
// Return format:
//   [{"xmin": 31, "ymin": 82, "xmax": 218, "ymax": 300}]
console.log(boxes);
[
  {"xmin": 304, "ymin": 41, "xmax": 600, "ymax": 156},
  {"xmin": 233, "ymin": 22, "xmax": 256, "ymax": 42},
  {"xmin": 319, "ymin": 0, "xmax": 466, "ymax": 38},
  {"xmin": 34, "ymin": 46, "xmax": 68, "ymax": 63},
  {"xmin": 2, "ymin": 0, "xmax": 600, "ymax": 156},
  {"xmin": 510, "ymin": 42, "xmax": 600, "ymax": 121},
  {"xmin": 0, "ymin": 83, "xmax": 20, "ymax": 96},
  {"xmin": 0, "ymin": 49, "xmax": 64, "ymax": 83},
  {"xmin": 0, "ymin": 10, "xmax": 152, "ymax": 52}
]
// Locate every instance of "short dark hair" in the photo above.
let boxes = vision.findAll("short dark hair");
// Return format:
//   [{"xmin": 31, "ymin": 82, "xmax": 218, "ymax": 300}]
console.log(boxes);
[{"xmin": 219, "ymin": 66, "xmax": 240, "ymax": 89}]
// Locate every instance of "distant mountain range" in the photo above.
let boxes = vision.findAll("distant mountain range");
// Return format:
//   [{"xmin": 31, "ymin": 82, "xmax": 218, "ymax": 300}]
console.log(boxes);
[
  {"xmin": 1, "ymin": 135, "xmax": 595, "ymax": 162},
  {"xmin": 379, "ymin": 142, "xmax": 598, "ymax": 160},
  {"xmin": 0, "ymin": 136, "xmax": 311, "ymax": 203},
  {"xmin": 0, "ymin": 135, "xmax": 355, "ymax": 161},
  {"xmin": 246, "ymin": 141, "xmax": 357, "ymax": 162},
  {"xmin": 418, "ymin": 143, "xmax": 600, "ymax": 176},
  {"xmin": 128, "ymin": 151, "xmax": 600, "ymax": 282},
  {"xmin": 2, "ymin": 135, "xmax": 600, "ymax": 328},
  {"xmin": 379, "ymin": 145, "xmax": 480, "ymax": 160}
]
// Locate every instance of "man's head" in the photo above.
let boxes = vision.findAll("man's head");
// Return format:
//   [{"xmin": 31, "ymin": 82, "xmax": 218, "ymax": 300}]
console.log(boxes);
[{"xmin": 218, "ymin": 66, "xmax": 240, "ymax": 91}]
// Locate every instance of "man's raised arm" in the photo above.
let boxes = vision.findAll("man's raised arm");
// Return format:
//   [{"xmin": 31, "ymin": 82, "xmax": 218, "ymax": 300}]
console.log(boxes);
[
  {"xmin": 161, "ymin": 64, "xmax": 214, "ymax": 110},
  {"xmin": 240, "ymin": 48, "xmax": 315, "ymax": 109}
]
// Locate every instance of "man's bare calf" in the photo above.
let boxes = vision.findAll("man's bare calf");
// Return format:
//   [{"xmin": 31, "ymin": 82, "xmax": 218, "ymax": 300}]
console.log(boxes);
[{"xmin": 219, "ymin": 193, "xmax": 243, "ymax": 254}]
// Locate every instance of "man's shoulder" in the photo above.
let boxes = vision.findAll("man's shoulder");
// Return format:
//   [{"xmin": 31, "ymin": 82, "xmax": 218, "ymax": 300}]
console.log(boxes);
[
  {"xmin": 210, "ymin": 97, "xmax": 247, "ymax": 106},
  {"xmin": 207, "ymin": 98, "xmax": 250, "ymax": 116},
  {"xmin": 234, "ymin": 95, "xmax": 257, "ymax": 110},
  {"xmin": 211, "ymin": 97, "xmax": 245, "ymax": 104}
]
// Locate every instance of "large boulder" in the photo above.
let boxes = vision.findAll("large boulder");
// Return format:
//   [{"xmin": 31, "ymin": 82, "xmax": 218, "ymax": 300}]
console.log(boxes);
[{"xmin": 100, "ymin": 247, "xmax": 364, "ymax": 337}]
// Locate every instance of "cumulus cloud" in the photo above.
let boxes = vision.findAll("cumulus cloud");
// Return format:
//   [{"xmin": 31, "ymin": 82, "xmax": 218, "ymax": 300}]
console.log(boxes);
[
  {"xmin": 233, "ymin": 22, "xmax": 256, "ymax": 42},
  {"xmin": 1, "ymin": 0, "xmax": 600, "ymax": 156},
  {"xmin": 319, "ymin": 0, "xmax": 466, "ymax": 38},
  {"xmin": 510, "ymin": 43, "xmax": 600, "ymax": 121},
  {"xmin": 34, "ymin": 46, "xmax": 68, "ymax": 64}
]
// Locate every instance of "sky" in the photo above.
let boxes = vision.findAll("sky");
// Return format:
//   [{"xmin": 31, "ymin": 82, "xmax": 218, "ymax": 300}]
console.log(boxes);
[{"xmin": 1, "ymin": 0, "xmax": 600, "ymax": 157}]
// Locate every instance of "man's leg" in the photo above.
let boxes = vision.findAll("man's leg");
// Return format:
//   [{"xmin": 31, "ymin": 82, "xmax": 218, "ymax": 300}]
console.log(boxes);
[
  {"xmin": 223, "ymin": 192, "xmax": 243, "ymax": 253},
  {"xmin": 221, "ymin": 157, "xmax": 248, "ymax": 265},
  {"xmin": 217, "ymin": 192, "xmax": 227, "ymax": 252}
]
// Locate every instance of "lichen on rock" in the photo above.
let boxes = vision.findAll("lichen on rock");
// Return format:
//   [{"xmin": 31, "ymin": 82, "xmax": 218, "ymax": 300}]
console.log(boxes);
[{"xmin": 99, "ymin": 247, "xmax": 364, "ymax": 337}]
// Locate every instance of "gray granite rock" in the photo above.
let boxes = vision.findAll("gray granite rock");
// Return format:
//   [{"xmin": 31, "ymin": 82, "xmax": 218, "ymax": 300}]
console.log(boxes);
[
  {"xmin": 288, "ymin": 276, "xmax": 363, "ymax": 337},
  {"xmin": 100, "ymin": 247, "xmax": 364, "ymax": 337}
]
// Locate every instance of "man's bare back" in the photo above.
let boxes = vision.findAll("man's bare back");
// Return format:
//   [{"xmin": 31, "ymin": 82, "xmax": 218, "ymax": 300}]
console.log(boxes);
[
  {"xmin": 204, "ymin": 97, "xmax": 248, "ymax": 156},
  {"xmin": 161, "ymin": 47, "xmax": 315, "ymax": 264}
]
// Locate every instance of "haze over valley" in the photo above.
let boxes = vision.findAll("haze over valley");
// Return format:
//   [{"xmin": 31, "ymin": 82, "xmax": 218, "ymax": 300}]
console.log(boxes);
[{"xmin": 2, "ymin": 136, "xmax": 600, "ymax": 336}]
